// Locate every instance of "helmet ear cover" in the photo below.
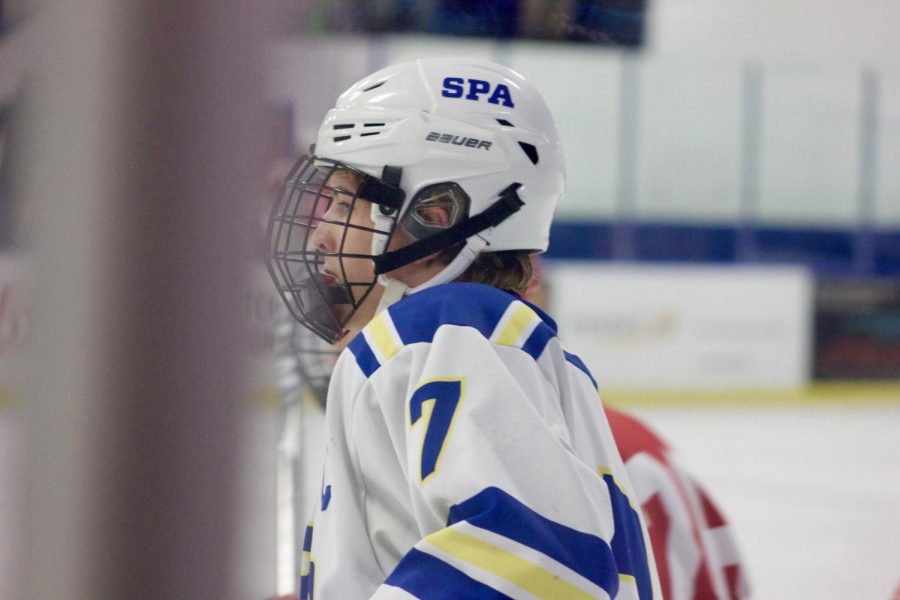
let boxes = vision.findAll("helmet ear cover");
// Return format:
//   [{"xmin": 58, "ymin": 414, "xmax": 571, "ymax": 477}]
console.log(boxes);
[
  {"xmin": 373, "ymin": 183, "xmax": 524, "ymax": 275},
  {"xmin": 399, "ymin": 182, "xmax": 470, "ymax": 241}
]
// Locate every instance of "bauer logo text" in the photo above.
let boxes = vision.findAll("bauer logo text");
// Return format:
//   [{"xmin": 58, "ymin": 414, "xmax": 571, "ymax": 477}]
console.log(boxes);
[{"xmin": 425, "ymin": 132, "xmax": 492, "ymax": 150}]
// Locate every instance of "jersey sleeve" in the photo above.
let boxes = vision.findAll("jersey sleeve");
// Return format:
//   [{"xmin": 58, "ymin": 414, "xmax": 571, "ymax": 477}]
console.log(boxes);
[{"xmin": 349, "ymin": 300, "xmax": 656, "ymax": 600}]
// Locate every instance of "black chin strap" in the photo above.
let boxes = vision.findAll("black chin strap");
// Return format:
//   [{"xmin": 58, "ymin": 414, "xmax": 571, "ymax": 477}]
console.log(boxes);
[{"xmin": 373, "ymin": 183, "xmax": 524, "ymax": 275}]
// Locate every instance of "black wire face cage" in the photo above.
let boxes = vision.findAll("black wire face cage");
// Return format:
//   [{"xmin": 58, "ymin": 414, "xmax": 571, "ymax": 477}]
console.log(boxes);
[{"xmin": 265, "ymin": 156, "xmax": 400, "ymax": 343}]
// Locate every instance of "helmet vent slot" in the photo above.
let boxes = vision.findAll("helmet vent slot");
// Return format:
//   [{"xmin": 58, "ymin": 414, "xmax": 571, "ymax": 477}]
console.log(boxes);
[
  {"xmin": 496, "ymin": 119, "xmax": 515, "ymax": 127},
  {"xmin": 362, "ymin": 81, "xmax": 386, "ymax": 92},
  {"xmin": 518, "ymin": 142, "xmax": 539, "ymax": 165},
  {"xmin": 331, "ymin": 122, "xmax": 388, "ymax": 142}
]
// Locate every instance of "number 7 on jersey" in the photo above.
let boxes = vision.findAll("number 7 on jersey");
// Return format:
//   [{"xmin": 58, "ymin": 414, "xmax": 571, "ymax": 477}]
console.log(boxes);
[{"xmin": 409, "ymin": 378, "xmax": 464, "ymax": 483}]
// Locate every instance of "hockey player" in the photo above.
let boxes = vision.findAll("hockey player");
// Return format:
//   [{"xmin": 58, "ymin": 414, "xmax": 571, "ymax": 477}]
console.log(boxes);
[
  {"xmin": 281, "ymin": 317, "xmax": 752, "ymax": 600},
  {"xmin": 266, "ymin": 58, "xmax": 660, "ymax": 599}
]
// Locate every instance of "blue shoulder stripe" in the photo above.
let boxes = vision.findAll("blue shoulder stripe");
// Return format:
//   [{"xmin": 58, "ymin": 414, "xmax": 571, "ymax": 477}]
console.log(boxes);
[
  {"xmin": 350, "ymin": 284, "xmax": 566, "ymax": 377},
  {"xmin": 564, "ymin": 351, "xmax": 599, "ymax": 390},
  {"xmin": 604, "ymin": 473, "xmax": 655, "ymax": 600},
  {"xmin": 447, "ymin": 487, "xmax": 618, "ymax": 597},
  {"xmin": 347, "ymin": 332, "xmax": 379, "ymax": 378},
  {"xmin": 390, "ymin": 283, "xmax": 560, "ymax": 362},
  {"xmin": 302, "ymin": 524, "xmax": 313, "ymax": 552},
  {"xmin": 520, "ymin": 295, "xmax": 558, "ymax": 359},
  {"xmin": 521, "ymin": 323, "xmax": 556, "ymax": 360},
  {"xmin": 384, "ymin": 547, "xmax": 513, "ymax": 600},
  {"xmin": 389, "ymin": 283, "xmax": 512, "ymax": 345}
]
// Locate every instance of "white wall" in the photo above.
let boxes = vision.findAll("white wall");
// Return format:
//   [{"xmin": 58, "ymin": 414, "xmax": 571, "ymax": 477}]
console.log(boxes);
[
  {"xmin": 548, "ymin": 264, "xmax": 814, "ymax": 389},
  {"xmin": 649, "ymin": 0, "xmax": 900, "ymax": 66},
  {"xmin": 266, "ymin": 1, "xmax": 900, "ymax": 228}
]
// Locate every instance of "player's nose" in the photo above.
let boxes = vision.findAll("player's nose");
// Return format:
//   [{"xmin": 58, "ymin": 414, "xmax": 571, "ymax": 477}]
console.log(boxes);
[{"xmin": 310, "ymin": 216, "xmax": 336, "ymax": 253}]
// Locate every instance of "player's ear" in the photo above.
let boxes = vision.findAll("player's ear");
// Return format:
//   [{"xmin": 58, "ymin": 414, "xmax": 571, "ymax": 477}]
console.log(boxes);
[{"xmin": 413, "ymin": 204, "xmax": 451, "ymax": 228}]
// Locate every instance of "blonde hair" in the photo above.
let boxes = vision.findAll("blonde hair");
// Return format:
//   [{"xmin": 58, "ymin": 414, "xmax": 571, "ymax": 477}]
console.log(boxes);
[{"xmin": 456, "ymin": 250, "xmax": 534, "ymax": 295}]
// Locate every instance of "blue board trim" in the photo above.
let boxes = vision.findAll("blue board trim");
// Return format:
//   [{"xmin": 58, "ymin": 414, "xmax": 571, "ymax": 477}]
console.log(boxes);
[{"xmin": 547, "ymin": 221, "xmax": 900, "ymax": 276}]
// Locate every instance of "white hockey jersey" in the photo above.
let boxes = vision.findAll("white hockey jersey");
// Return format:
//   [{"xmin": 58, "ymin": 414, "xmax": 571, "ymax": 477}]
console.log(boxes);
[{"xmin": 300, "ymin": 283, "xmax": 660, "ymax": 599}]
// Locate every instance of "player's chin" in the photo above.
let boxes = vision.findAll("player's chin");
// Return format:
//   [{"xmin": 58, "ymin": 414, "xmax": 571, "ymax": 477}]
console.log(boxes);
[
  {"xmin": 318, "ymin": 267, "xmax": 339, "ymax": 286},
  {"xmin": 331, "ymin": 301, "xmax": 351, "ymax": 320}
]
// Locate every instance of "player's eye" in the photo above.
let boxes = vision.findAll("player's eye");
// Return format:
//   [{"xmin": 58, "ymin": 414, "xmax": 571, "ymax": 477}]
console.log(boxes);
[{"xmin": 328, "ymin": 191, "xmax": 353, "ymax": 213}]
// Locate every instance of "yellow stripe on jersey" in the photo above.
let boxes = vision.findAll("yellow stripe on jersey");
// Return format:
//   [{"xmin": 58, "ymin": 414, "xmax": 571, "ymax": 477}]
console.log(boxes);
[
  {"xmin": 493, "ymin": 302, "xmax": 539, "ymax": 348},
  {"xmin": 619, "ymin": 573, "xmax": 636, "ymax": 584},
  {"xmin": 427, "ymin": 528, "xmax": 598, "ymax": 600},
  {"xmin": 598, "ymin": 467, "xmax": 640, "ymax": 513},
  {"xmin": 368, "ymin": 312, "xmax": 401, "ymax": 362}
]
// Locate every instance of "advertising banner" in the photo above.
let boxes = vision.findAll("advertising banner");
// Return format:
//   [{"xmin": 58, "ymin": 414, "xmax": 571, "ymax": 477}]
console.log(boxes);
[{"xmin": 547, "ymin": 263, "xmax": 813, "ymax": 389}]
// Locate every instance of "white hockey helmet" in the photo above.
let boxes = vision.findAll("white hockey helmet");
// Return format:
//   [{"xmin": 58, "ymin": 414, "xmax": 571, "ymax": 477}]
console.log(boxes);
[{"xmin": 267, "ymin": 57, "xmax": 565, "ymax": 342}]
